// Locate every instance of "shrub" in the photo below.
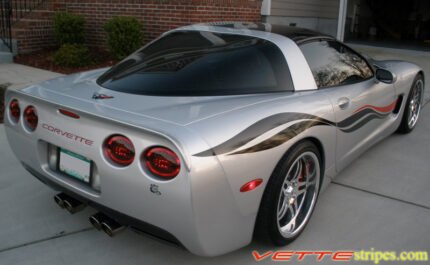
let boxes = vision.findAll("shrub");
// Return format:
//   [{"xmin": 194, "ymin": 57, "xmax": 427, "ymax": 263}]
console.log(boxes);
[
  {"xmin": 104, "ymin": 16, "xmax": 143, "ymax": 59},
  {"xmin": 52, "ymin": 44, "xmax": 92, "ymax": 67},
  {"xmin": 53, "ymin": 12, "xmax": 85, "ymax": 45}
]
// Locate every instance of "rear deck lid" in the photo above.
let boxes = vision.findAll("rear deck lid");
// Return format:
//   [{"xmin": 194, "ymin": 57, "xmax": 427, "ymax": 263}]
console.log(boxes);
[{"xmin": 20, "ymin": 69, "xmax": 289, "ymax": 126}]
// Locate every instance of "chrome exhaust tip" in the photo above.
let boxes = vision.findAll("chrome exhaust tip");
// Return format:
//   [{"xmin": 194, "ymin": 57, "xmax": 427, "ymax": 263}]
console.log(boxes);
[
  {"xmin": 63, "ymin": 197, "xmax": 86, "ymax": 214},
  {"xmin": 101, "ymin": 218, "xmax": 125, "ymax": 237},
  {"xmin": 54, "ymin": 193, "xmax": 86, "ymax": 214},
  {"xmin": 54, "ymin": 193, "xmax": 68, "ymax": 208},
  {"xmin": 89, "ymin": 212, "xmax": 107, "ymax": 230}
]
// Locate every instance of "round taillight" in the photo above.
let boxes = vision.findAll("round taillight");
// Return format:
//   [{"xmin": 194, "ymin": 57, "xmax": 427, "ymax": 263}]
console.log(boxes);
[
  {"xmin": 143, "ymin": 147, "xmax": 180, "ymax": 179},
  {"xmin": 9, "ymin": 99, "xmax": 20, "ymax": 123},
  {"xmin": 103, "ymin": 135, "xmax": 135, "ymax": 167},
  {"xmin": 24, "ymin": 106, "xmax": 38, "ymax": 131}
]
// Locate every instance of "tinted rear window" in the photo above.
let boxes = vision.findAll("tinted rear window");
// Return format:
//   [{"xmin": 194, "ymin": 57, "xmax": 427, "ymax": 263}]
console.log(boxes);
[{"xmin": 97, "ymin": 31, "xmax": 293, "ymax": 96}]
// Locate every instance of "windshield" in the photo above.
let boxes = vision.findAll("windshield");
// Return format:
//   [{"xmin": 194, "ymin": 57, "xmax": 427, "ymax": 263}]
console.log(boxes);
[{"xmin": 97, "ymin": 30, "xmax": 293, "ymax": 96}]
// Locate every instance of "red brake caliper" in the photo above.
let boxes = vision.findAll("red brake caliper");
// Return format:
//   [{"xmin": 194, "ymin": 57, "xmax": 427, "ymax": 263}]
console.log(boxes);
[{"xmin": 298, "ymin": 160, "xmax": 307, "ymax": 182}]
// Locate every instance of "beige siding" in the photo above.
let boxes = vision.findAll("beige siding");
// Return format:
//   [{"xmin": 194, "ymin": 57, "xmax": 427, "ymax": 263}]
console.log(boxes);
[{"xmin": 271, "ymin": 0, "xmax": 340, "ymax": 19}]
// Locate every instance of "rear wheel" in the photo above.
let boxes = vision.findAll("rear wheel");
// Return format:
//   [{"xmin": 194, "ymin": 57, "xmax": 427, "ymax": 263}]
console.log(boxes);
[
  {"xmin": 255, "ymin": 141, "xmax": 321, "ymax": 245},
  {"xmin": 398, "ymin": 75, "xmax": 424, "ymax": 134}
]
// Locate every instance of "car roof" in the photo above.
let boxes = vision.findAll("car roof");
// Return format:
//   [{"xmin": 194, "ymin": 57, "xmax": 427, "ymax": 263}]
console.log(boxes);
[{"xmin": 200, "ymin": 22, "xmax": 335, "ymax": 44}]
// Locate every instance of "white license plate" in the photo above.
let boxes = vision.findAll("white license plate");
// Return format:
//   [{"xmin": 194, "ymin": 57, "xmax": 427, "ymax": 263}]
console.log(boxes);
[{"xmin": 59, "ymin": 148, "xmax": 91, "ymax": 184}]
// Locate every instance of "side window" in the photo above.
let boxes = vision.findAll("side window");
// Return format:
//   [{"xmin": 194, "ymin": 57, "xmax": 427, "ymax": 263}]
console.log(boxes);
[{"xmin": 300, "ymin": 40, "xmax": 373, "ymax": 88}]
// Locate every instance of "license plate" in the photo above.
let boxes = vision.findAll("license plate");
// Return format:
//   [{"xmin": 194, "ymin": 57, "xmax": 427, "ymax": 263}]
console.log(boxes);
[{"xmin": 59, "ymin": 148, "xmax": 91, "ymax": 184}]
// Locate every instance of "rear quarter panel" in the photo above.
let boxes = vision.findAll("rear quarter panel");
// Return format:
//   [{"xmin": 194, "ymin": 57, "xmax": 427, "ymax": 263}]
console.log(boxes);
[{"xmin": 187, "ymin": 91, "xmax": 336, "ymax": 218}]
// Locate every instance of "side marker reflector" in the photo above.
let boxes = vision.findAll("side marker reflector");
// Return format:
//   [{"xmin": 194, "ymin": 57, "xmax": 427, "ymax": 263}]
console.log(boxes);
[{"xmin": 240, "ymin": 179, "xmax": 263, "ymax": 192}]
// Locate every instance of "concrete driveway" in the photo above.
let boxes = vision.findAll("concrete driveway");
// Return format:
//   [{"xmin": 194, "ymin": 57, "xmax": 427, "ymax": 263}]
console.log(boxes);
[{"xmin": 0, "ymin": 47, "xmax": 429, "ymax": 265}]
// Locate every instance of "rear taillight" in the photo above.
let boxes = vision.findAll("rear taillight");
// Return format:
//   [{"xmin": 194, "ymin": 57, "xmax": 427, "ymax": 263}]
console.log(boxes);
[
  {"xmin": 103, "ymin": 135, "xmax": 135, "ymax": 166},
  {"xmin": 9, "ymin": 99, "xmax": 20, "ymax": 123},
  {"xmin": 143, "ymin": 147, "xmax": 180, "ymax": 179},
  {"xmin": 23, "ymin": 106, "xmax": 38, "ymax": 131}
]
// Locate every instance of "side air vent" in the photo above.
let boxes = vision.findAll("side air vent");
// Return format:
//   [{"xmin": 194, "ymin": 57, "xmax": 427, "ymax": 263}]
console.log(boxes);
[{"xmin": 393, "ymin": 95, "xmax": 403, "ymax": 114}]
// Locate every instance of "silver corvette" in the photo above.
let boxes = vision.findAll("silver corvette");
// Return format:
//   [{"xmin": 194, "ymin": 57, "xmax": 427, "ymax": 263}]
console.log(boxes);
[{"xmin": 4, "ymin": 22, "xmax": 425, "ymax": 256}]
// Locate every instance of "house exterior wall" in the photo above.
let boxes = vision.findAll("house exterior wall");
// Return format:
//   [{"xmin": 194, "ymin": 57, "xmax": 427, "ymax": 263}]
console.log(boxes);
[
  {"xmin": 14, "ymin": 0, "xmax": 262, "ymax": 54},
  {"xmin": 64, "ymin": 0, "xmax": 262, "ymax": 47},
  {"xmin": 266, "ymin": 0, "xmax": 340, "ymax": 37}
]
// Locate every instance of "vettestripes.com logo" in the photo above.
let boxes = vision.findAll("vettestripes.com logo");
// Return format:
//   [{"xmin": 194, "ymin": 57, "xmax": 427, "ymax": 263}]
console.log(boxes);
[{"xmin": 252, "ymin": 249, "xmax": 428, "ymax": 264}]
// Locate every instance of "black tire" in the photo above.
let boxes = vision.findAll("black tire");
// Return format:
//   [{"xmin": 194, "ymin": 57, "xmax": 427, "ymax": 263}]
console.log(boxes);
[
  {"xmin": 397, "ymin": 74, "xmax": 424, "ymax": 134},
  {"xmin": 254, "ymin": 141, "xmax": 322, "ymax": 245}
]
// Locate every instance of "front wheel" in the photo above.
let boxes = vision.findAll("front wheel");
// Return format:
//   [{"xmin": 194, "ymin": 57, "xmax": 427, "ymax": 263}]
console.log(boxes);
[
  {"xmin": 254, "ymin": 141, "xmax": 322, "ymax": 245},
  {"xmin": 398, "ymin": 75, "xmax": 424, "ymax": 134}
]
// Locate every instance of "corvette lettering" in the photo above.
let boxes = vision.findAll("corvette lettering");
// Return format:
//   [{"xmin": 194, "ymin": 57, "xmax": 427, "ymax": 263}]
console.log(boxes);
[{"xmin": 42, "ymin": 123, "xmax": 94, "ymax": 146}]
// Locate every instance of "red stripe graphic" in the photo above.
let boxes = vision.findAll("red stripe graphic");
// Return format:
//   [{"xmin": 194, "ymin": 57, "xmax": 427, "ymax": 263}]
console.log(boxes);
[{"xmin": 353, "ymin": 99, "xmax": 398, "ymax": 114}]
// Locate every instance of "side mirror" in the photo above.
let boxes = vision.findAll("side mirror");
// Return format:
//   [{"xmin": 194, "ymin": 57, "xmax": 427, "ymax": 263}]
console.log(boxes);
[{"xmin": 375, "ymin": 68, "xmax": 395, "ymax": 84}]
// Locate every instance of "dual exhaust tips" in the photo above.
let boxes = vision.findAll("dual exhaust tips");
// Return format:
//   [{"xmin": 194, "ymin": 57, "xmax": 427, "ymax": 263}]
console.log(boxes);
[
  {"xmin": 89, "ymin": 212, "xmax": 125, "ymax": 237},
  {"xmin": 54, "ymin": 193, "xmax": 124, "ymax": 237},
  {"xmin": 54, "ymin": 193, "xmax": 86, "ymax": 214}
]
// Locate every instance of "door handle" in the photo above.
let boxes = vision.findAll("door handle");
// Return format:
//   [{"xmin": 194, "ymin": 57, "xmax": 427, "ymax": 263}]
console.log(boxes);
[{"xmin": 338, "ymin": 97, "xmax": 350, "ymax": 110}]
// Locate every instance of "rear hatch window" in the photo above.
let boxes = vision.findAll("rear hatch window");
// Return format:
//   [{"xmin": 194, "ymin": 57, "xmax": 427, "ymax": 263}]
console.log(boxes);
[{"xmin": 97, "ymin": 30, "xmax": 293, "ymax": 96}]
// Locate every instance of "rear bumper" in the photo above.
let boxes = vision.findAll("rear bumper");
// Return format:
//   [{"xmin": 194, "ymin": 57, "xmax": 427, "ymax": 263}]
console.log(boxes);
[
  {"xmin": 5, "ymin": 122, "xmax": 257, "ymax": 257},
  {"xmin": 23, "ymin": 164, "xmax": 182, "ymax": 245}
]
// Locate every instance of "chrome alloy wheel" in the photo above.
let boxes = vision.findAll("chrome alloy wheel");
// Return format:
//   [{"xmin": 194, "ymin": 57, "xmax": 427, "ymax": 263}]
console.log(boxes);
[
  {"xmin": 277, "ymin": 151, "xmax": 320, "ymax": 238},
  {"xmin": 407, "ymin": 79, "xmax": 423, "ymax": 129}
]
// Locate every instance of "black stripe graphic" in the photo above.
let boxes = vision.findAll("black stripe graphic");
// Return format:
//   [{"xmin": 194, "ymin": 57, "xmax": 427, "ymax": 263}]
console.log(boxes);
[
  {"xmin": 337, "ymin": 108, "xmax": 387, "ymax": 128},
  {"xmin": 194, "ymin": 113, "xmax": 334, "ymax": 157},
  {"xmin": 194, "ymin": 105, "xmax": 394, "ymax": 157},
  {"xmin": 230, "ymin": 120, "xmax": 330, "ymax": 155},
  {"xmin": 340, "ymin": 112, "xmax": 389, "ymax": 133}
]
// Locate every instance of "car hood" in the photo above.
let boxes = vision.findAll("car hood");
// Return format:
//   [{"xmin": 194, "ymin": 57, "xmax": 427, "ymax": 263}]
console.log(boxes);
[{"xmin": 20, "ymin": 68, "xmax": 285, "ymax": 126}]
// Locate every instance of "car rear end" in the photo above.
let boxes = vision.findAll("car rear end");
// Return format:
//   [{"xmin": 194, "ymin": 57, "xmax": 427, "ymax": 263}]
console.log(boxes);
[
  {"xmin": 4, "ymin": 25, "xmax": 302, "ymax": 256},
  {"xmin": 5, "ymin": 84, "xmax": 265, "ymax": 256}
]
